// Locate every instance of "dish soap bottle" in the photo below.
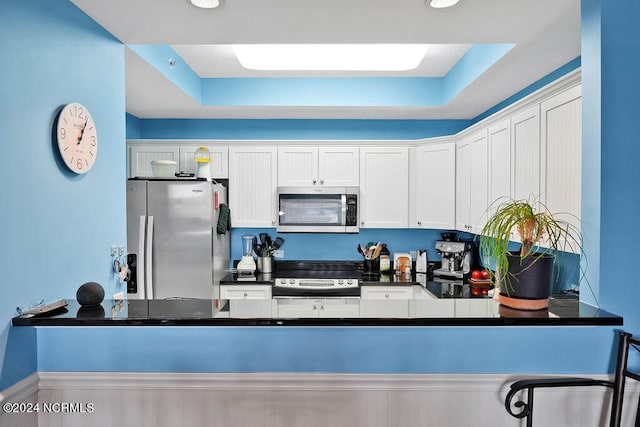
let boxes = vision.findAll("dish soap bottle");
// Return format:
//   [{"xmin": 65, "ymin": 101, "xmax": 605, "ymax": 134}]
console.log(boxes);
[{"xmin": 379, "ymin": 244, "xmax": 391, "ymax": 273}]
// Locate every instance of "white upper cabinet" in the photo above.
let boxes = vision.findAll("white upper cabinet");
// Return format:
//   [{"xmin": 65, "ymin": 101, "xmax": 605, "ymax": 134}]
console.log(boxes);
[
  {"xmin": 360, "ymin": 146, "xmax": 409, "ymax": 228},
  {"xmin": 540, "ymin": 84, "xmax": 582, "ymax": 248},
  {"xmin": 318, "ymin": 146, "xmax": 360, "ymax": 186},
  {"xmin": 456, "ymin": 130, "xmax": 488, "ymax": 234},
  {"xmin": 410, "ymin": 142, "xmax": 456, "ymax": 229},
  {"xmin": 179, "ymin": 145, "xmax": 229, "ymax": 179},
  {"xmin": 511, "ymin": 105, "xmax": 541, "ymax": 202},
  {"xmin": 128, "ymin": 144, "xmax": 180, "ymax": 178},
  {"xmin": 277, "ymin": 146, "xmax": 359, "ymax": 187},
  {"xmin": 487, "ymin": 118, "xmax": 511, "ymax": 216},
  {"xmin": 228, "ymin": 146, "xmax": 278, "ymax": 228}
]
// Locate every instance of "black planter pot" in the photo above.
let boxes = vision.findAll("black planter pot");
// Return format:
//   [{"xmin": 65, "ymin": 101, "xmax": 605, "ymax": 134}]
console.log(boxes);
[{"xmin": 501, "ymin": 252, "xmax": 554, "ymax": 300}]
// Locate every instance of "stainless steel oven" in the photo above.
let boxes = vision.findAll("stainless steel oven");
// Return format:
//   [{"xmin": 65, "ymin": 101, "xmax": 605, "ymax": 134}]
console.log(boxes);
[{"xmin": 276, "ymin": 186, "xmax": 359, "ymax": 233}]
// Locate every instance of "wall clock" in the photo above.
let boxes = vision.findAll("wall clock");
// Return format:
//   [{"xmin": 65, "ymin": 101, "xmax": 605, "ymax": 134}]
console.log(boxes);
[{"xmin": 56, "ymin": 102, "xmax": 98, "ymax": 174}]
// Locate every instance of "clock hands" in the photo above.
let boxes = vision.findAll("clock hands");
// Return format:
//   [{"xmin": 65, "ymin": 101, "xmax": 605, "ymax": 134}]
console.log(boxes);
[{"xmin": 77, "ymin": 116, "xmax": 89, "ymax": 144}]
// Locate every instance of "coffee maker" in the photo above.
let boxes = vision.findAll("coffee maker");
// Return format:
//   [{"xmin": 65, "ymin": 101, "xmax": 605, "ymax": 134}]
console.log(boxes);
[{"xmin": 433, "ymin": 240, "xmax": 472, "ymax": 279}]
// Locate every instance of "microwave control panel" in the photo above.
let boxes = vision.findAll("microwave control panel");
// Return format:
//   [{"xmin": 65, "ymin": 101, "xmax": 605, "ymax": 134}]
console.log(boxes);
[{"xmin": 345, "ymin": 195, "xmax": 358, "ymax": 226}]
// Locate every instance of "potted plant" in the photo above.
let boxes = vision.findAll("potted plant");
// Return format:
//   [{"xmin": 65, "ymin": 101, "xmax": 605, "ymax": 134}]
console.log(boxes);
[{"xmin": 479, "ymin": 198, "xmax": 583, "ymax": 310}]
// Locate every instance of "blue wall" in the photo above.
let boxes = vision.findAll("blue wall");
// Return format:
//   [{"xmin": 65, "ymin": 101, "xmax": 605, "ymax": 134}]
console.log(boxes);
[
  {"xmin": 2, "ymin": 0, "xmax": 637, "ymax": 390},
  {"xmin": 0, "ymin": 0, "xmax": 127, "ymax": 389},
  {"xmin": 597, "ymin": 1, "xmax": 640, "ymax": 333}
]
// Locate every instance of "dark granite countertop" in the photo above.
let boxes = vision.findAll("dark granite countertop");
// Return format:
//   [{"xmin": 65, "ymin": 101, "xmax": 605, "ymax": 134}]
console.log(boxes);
[{"xmin": 11, "ymin": 296, "xmax": 622, "ymax": 327}]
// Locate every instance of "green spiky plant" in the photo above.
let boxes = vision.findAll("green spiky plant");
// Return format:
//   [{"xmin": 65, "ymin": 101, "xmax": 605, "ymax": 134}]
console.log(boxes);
[{"xmin": 479, "ymin": 197, "xmax": 583, "ymax": 294}]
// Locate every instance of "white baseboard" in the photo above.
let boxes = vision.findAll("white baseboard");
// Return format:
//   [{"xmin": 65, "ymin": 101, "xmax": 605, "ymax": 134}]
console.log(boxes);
[
  {"xmin": 5, "ymin": 371, "xmax": 638, "ymax": 427},
  {"xmin": 0, "ymin": 373, "xmax": 39, "ymax": 427}
]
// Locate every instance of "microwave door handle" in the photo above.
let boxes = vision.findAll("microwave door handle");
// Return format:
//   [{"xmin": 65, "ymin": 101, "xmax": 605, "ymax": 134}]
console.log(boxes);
[{"xmin": 341, "ymin": 195, "xmax": 347, "ymax": 225}]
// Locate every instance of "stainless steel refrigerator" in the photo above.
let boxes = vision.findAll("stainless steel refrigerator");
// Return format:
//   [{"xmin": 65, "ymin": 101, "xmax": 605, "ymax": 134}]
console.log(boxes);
[{"xmin": 126, "ymin": 178, "xmax": 230, "ymax": 299}]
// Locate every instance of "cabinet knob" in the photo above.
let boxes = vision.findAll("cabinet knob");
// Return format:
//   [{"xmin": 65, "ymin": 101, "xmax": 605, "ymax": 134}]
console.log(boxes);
[
  {"xmin": 361, "ymin": 221, "xmax": 365, "ymax": 226},
  {"xmin": 312, "ymin": 179, "xmax": 317, "ymax": 185},
  {"xmin": 417, "ymin": 221, "xmax": 422, "ymax": 226},
  {"xmin": 385, "ymin": 294, "xmax": 390, "ymax": 298},
  {"xmin": 272, "ymin": 220, "xmax": 276, "ymax": 225},
  {"xmin": 243, "ymin": 293, "xmax": 248, "ymax": 298},
  {"xmin": 320, "ymin": 179, "xmax": 324, "ymax": 185}
]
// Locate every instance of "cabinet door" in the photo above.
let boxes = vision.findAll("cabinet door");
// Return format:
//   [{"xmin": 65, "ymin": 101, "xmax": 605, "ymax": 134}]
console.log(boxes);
[
  {"xmin": 228, "ymin": 147, "xmax": 278, "ymax": 228},
  {"xmin": 318, "ymin": 146, "xmax": 360, "ymax": 186},
  {"xmin": 361, "ymin": 286, "xmax": 413, "ymax": 299},
  {"xmin": 359, "ymin": 147, "xmax": 409, "ymax": 228},
  {"xmin": 220, "ymin": 285, "xmax": 272, "ymax": 299},
  {"xmin": 411, "ymin": 142, "xmax": 455, "ymax": 229},
  {"xmin": 179, "ymin": 145, "xmax": 229, "ymax": 178},
  {"xmin": 511, "ymin": 105, "xmax": 541, "ymax": 202},
  {"xmin": 455, "ymin": 140, "xmax": 471, "ymax": 231},
  {"xmin": 541, "ymin": 84, "xmax": 582, "ymax": 251},
  {"xmin": 487, "ymin": 119, "xmax": 511, "ymax": 218},
  {"xmin": 317, "ymin": 298, "xmax": 360, "ymax": 318},
  {"xmin": 274, "ymin": 298, "xmax": 318, "ymax": 318},
  {"xmin": 128, "ymin": 144, "xmax": 179, "ymax": 178},
  {"xmin": 277, "ymin": 146, "xmax": 318, "ymax": 186},
  {"xmin": 469, "ymin": 130, "xmax": 489, "ymax": 234}
]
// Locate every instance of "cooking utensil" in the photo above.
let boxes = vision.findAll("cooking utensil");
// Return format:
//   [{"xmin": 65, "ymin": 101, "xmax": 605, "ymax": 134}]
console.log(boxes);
[
  {"xmin": 259, "ymin": 233, "xmax": 268, "ymax": 245},
  {"xmin": 272, "ymin": 237, "xmax": 284, "ymax": 250}
]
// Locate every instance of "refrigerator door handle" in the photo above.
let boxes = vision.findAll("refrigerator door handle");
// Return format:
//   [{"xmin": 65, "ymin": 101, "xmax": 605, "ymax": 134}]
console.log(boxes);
[
  {"xmin": 138, "ymin": 215, "xmax": 147, "ymax": 299},
  {"xmin": 146, "ymin": 215, "xmax": 155, "ymax": 299}
]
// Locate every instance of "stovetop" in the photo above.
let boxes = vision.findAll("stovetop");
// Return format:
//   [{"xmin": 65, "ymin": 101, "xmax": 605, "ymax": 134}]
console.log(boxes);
[
  {"xmin": 271, "ymin": 261, "xmax": 361, "ymax": 297},
  {"xmin": 272, "ymin": 261, "xmax": 360, "ymax": 279}
]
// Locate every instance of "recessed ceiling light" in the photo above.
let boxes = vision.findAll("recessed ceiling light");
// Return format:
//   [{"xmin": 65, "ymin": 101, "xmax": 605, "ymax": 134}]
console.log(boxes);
[
  {"xmin": 190, "ymin": 0, "xmax": 220, "ymax": 8},
  {"xmin": 232, "ymin": 44, "xmax": 430, "ymax": 71},
  {"xmin": 429, "ymin": 0, "xmax": 459, "ymax": 8}
]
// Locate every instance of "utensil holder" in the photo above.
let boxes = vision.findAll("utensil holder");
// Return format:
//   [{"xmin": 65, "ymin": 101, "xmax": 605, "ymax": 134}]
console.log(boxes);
[{"xmin": 257, "ymin": 256, "xmax": 273, "ymax": 273}]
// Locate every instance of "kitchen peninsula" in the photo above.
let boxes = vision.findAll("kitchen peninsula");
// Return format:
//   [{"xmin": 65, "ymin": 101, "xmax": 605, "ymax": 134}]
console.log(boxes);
[{"xmin": 13, "ymin": 263, "xmax": 622, "ymax": 327}]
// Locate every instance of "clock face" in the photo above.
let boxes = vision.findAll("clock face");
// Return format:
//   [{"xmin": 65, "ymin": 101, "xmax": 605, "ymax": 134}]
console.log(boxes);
[{"xmin": 56, "ymin": 102, "xmax": 98, "ymax": 174}]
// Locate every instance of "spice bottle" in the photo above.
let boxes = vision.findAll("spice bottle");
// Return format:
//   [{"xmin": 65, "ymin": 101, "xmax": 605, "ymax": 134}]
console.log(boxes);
[{"xmin": 379, "ymin": 244, "xmax": 391, "ymax": 273}]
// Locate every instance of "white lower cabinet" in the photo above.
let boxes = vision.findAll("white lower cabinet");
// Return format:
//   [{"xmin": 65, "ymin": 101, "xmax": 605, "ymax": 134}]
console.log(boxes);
[
  {"xmin": 220, "ymin": 284, "xmax": 273, "ymax": 318},
  {"xmin": 274, "ymin": 298, "xmax": 360, "ymax": 318},
  {"xmin": 360, "ymin": 286, "xmax": 412, "ymax": 318},
  {"xmin": 410, "ymin": 142, "xmax": 456, "ymax": 229}
]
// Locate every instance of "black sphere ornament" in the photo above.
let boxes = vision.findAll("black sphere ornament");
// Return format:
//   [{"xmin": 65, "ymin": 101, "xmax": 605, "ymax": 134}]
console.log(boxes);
[{"xmin": 76, "ymin": 282, "xmax": 105, "ymax": 307}]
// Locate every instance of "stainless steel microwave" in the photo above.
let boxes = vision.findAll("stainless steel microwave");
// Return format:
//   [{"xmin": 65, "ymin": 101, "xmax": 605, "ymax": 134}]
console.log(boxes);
[{"xmin": 276, "ymin": 186, "xmax": 359, "ymax": 233}]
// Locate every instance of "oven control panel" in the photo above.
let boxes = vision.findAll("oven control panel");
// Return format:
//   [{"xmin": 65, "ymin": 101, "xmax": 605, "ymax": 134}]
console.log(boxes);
[{"xmin": 275, "ymin": 278, "xmax": 359, "ymax": 290}]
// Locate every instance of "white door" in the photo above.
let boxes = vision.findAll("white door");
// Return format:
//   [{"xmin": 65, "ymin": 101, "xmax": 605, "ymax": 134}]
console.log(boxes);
[
  {"xmin": 412, "ymin": 142, "xmax": 456, "ymax": 229},
  {"xmin": 360, "ymin": 147, "xmax": 409, "ymax": 228},
  {"xmin": 468, "ymin": 130, "xmax": 489, "ymax": 233},
  {"xmin": 541, "ymin": 84, "xmax": 582, "ymax": 252},
  {"xmin": 511, "ymin": 105, "xmax": 541, "ymax": 203},
  {"xmin": 128, "ymin": 144, "xmax": 179, "ymax": 178},
  {"xmin": 229, "ymin": 146, "xmax": 278, "ymax": 228},
  {"xmin": 455, "ymin": 139, "xmax": 471, "ymax": 231},
  {"xmin": 179, "ymin": 145, "xmax": 229, "ymax": 178},
  {"xmin": 318, "ymin": 146, "xmax": 360, "ymax": 186},
  {"xmin": 487, "ymin": 119, "xmax": 511, "ymax": 219},
  {"xmin": 277, "ymin": 146, "xmax": 318, "ymax": 186}
]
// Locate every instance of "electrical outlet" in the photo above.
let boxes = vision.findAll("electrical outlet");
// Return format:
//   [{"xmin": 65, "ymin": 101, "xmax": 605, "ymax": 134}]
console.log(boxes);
[
  {"xmin": 118, "ymin": 245, "xmax": 125, "ymax": 256},
  {"xmin": 273, "ymin": 249, "xmax": 284, "ymax": 258},
  {"xmin": 110, "ymin": 245, "xmax": 117, "ymax": 256}
]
